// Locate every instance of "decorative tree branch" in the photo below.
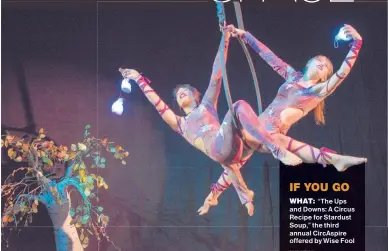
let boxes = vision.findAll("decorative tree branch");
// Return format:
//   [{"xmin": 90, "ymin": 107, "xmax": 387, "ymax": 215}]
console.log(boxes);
[
  {"xmin": 28, "ymin": 148, "xmax": 57, "ymax": 199},
  {"xmin": 1, "ymin": 125, "xmax": 129, "ymax": 251},
  {"xmin": 64, "ymin": 161, "xmax": 77, "ymax": 178}
]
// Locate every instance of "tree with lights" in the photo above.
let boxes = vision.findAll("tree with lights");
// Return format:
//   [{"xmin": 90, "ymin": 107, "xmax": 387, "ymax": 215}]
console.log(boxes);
[{"xmin": 1, "ymin": 125, "xmax": 128, "ymax": 251}]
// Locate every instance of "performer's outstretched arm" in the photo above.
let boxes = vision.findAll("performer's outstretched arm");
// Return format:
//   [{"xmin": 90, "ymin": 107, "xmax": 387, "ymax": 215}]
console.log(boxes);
[
  {"xmin": 238, "ymin": 29, "xmax": 298, "ymax": 81},
  {"xmin": 312, "ymin": 25, "xmax": 363, "ymax": 97},
  {"xmin": 119, "ymin": 69, "xmax": 183, "ymax": 134},
  {"xmin": 202, "ymin": 32, "xmax": 231, "ymax": 108}
]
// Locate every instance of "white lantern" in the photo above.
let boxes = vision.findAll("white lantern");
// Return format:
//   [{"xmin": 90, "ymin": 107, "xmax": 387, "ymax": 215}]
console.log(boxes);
[
  {"xmin": 121, "ymin": 78, "xmax": 132, "ymax": 94},
  {"xmin": 335, "ymin": 27, "xmax": 352, "ymax": 42},
  {"xmin": 334, "ymin": 27, "xmax": 352, "ymax": 48},
  {"xmin": 112, "ymin": 98, "xmax": 124, "ymax": 115}
]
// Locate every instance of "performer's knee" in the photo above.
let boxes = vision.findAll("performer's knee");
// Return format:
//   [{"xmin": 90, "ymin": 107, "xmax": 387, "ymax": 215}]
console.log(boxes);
[
  {"xmin": 233, "ymin": 100, "xmax": 253, "ymax": 113},
  {"xmin": 223, "ymin": 164, "xmax": 238, "ymax": 173},
  {"xmin": 272, "ymin": 133, "xmax": 289, "ymax": 146}
]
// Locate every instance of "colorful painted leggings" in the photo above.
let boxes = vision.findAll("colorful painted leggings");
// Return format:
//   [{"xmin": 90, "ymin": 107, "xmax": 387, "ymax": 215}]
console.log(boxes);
[
  {"xmin": 211, "ymin": 107, "xmax": 338, "ymax": 204},
  {"xmin": 209, "ymin": 100, "xmax": 285, "ymax": 203}
]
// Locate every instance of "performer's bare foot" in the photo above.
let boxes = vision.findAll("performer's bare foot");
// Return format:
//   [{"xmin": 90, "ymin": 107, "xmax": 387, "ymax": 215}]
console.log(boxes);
[
  {"xmin": 331, "ymin": 154, "xmax": 367, "ymax": 172},
  {"xmin": 198, "ymin": 202, "xmax": 210, "ymax": 216},
  {"xmin": 245, "ymin": 202, "xmax": 254, "ymax": 216},
  {"xmin": 198, "ymin": 196, "xmax": 218, "ymax": 216},
  {"xmin": 275, "ymin": 147, "xmax": 303, "ymax": 166},
  {"xmin": 243, "ymin": 190, "xmax": 255, "ymax": 216},
  {"xmin": 247, "ymin": 190, "xmax": 255, "ymax": 202}
]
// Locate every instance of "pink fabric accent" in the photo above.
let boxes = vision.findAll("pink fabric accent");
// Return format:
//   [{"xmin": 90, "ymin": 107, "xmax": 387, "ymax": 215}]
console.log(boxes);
[
  {"xmin": 288, "ymin": 139, "xmax": 337, "ymax": 168},
  {"xmin": 139, "ymin": 82, "xmax": 148, "ymax": 90},
  {"xmin": 335, "ymin": 72, "xmax": 345, "ymax": 79},
  {"xmin": 318, "ymin": 147, "xmax": 337, "ymax": 168},
  {"xmin": 210, "ymin": 182, "xmax": 229, "ymax": 194},
  {"xmin": 221, "ymin": 172, "xmax": 229, "ymax": 185},
  {"xmin": 350, "ymin": 39, "xmax": 363, "ymax": 49},
  {"xmin": 293, "ymin": 144, "xmax": 308, "ymax": 153},
  {"xmin": 218, "ymin": 182, "xmax": 229, "ymax": 190},
  {"xmin": 154, "ymin": 98, "xmax": 162, "ymax": 107},
  {"xmin": 344, "ymin": 57, "xmax": 356, "ymax": 68},
  {"xmin": 158, "ymin": 104, "xmax": 169, "ymax": 116},
  {"xmin": 139, "ymin": 76, "xmax": 151, "ymax": 84},
  {"xmin": 344, "ymin": 40, "xmax": 362, "ymax": 68},
  {"xmin": 310, "ymin": 146, "xmax": 316, "ymax": 162},
  {"xmin": 231, "ymin": 140, "xmax": 244, "ymax": 163},
  {"xmin": 287, "ymin": 138, "xmax": 293, "ymax": 151},
  {"xmin": 176, "ymin": 116, "xmax": 183, "ymax": 135},
  {"xmin": 138, "ymin": 76, "xmax": 151, "ymax": 91},
  {"xmin": 210, "ymin": 171, "xmax": 231, "ymax": 194},
  {"xmin": 288, "ymin": 139, "xmax": 308, "ymax": 153},
  {"xmin": 144, "ymin": 90, "xmax": 155, "ymax": 94},
  {"xmin": 210, "ymin": 184, "xmax": 218, "ymax": 194}
]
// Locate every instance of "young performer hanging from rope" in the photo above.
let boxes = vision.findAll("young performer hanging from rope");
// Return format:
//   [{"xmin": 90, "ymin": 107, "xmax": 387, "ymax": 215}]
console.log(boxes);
[
  {"xmin": 119, "ymin": 30, "xmax": 304, "ymax": 215},
  {"xmin": 197, "ymin": 24, "xmax": 367, "ymax": 216}
]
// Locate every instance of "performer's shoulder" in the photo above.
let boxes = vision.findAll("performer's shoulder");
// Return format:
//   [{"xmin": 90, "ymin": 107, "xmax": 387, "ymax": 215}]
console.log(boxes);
[{"xmin": 289, "ymin": 71, "xmax": 303, "ymax": 81}]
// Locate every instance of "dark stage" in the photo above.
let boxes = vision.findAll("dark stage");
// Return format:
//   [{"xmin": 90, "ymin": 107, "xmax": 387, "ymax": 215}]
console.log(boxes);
[{"xmin": 1, "ymin": 1, "xmax": 387, "ymax": 251}]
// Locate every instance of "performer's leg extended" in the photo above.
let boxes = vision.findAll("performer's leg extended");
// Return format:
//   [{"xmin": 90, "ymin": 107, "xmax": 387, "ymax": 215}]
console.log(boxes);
[
  {"xmin": 272, "ymin": 134, "xmax": 367, "ymax": 171},
  {"xmin": 232, "ymin": 100, "xmax": 302, "ymax": 166}
]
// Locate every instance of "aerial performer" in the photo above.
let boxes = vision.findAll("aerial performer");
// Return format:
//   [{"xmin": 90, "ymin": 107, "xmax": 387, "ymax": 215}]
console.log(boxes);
[
  {"xmin": 197, "ymin": 24, "xmax": 368, "ymax": 216},
  {"xmin": 119, "ymin": 30, "xmax": 309, "ymax": 216}
]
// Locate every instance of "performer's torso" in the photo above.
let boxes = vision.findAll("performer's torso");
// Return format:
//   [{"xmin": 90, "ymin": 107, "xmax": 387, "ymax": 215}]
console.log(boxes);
[
  {"xmin": 262, "ymin": 77, "xmax": 322, "ymax": 134},
  {"xmin": 180, "ymin": 102, "xmax": 220, "ymax": 155}
]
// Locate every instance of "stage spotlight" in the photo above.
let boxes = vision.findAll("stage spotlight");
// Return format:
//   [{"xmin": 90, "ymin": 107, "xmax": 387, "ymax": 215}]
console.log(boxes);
[{"xmin": 112, "ymin": 98, "xmax": 124, "ymax": 115}]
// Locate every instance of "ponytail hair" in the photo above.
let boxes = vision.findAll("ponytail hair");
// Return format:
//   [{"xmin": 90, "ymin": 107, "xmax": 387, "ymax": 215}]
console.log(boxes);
[
  {"xmin": 306, "ymin": 55, "xmax": 333, "ymax": 126},
  {"xmin": 314, "ymin": 100, "xmax": 325, "ymax": 125}
]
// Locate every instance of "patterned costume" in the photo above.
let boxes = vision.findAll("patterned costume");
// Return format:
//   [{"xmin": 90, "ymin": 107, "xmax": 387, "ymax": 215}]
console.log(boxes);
[
  {"xmin": 209, "ymin": 32, "xmax": 363, "ymax": 205},
  {"xmin": 134, "ymin": 34, "xmax": 283, "ymax": 204},
  {"xmin": 132, "ymin": 30, "xmax": 363, "ymax": 206}
]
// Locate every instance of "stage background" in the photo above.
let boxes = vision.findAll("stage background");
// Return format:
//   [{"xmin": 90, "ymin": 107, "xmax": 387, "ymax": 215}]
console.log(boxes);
[{"xmin": 2, "ymin": 2, "xmax": 387, "ymax": 251}]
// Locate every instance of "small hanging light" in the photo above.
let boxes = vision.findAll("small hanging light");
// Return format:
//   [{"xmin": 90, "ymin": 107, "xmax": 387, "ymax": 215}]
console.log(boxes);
[
  {"xmin": 334, "ymin": 26, "xmax": 352, "ymax": 48},
  {"xmin": 121, "ymin": 78, "xmax": 132, "ymax": 94},
  {"xmin": 111, "ymin": 97, "xmax": 124, "ymax": 115}
]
